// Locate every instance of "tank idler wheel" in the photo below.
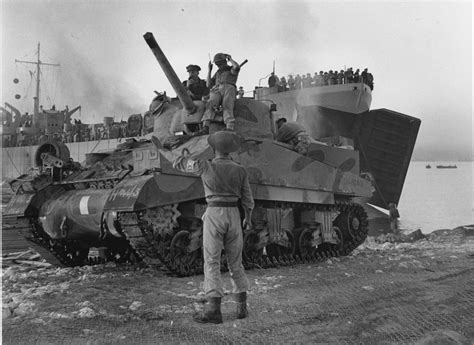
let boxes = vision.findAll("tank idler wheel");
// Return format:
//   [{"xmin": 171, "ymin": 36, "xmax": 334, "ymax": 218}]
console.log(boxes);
[
  {"xmin": 169, "ymin": 230, "xmax": 198, "ymax": 267},
  {"xmin": 243, "ymin": 230, "xmax": 263, "ymax": 262},
  {"xmin": 335, "ymin": 209, "xmax": 361, "ymax": 240},
  {"xmin": 297, "ymin": 228, "xmax": 318, "ymax": 258},
  {"xmin": 266, "ymin": 230, "xmax": 296, "ymax": 259}
]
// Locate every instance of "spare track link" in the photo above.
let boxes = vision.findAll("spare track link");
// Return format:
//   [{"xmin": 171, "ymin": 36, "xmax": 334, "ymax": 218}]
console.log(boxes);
[
  {"xmin": 119, "ymin": 201, "xmax": 368, "ymax": 277},
  {"xmin": 3, "ymin": 216, "xmax": 137, "ymax": 267}
]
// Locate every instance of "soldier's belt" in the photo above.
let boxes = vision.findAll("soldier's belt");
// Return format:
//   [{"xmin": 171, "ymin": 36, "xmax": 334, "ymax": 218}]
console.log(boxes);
[{"xmin": 207, "ymin": 201, "xmax": 238, "ymax": 207}]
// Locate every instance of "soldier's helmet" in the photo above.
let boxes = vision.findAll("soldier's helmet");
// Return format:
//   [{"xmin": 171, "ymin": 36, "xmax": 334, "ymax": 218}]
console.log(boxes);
[
  {"xmin": 208, "ymin": 131, "xmax": 241, "ymax": 153},
  {"xmin": 213, "ymin": 53, "xmax": 227, "ymax": 63}
]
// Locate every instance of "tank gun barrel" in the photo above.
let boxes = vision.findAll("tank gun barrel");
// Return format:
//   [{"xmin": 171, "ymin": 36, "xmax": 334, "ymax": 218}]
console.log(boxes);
[{"xmin": 143, "ymin": 32, "xmax": 196, "ymax": 114}]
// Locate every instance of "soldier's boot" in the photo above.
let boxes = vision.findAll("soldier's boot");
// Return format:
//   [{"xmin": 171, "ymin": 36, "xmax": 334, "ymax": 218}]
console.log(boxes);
[
  {"xmin": 193, "ymin": 297, "xmax": 223, "ymax": 324},
  {"xmin": 194, "ymin": 121, "xmax": 210, "ymax": 136},
  {"xmin": 195, "ymin": 126, "xmax": 209, "ymax": 136},
  {"xmin": 235, "ymin": 292, "xmax": 249, "ymax": 319}
]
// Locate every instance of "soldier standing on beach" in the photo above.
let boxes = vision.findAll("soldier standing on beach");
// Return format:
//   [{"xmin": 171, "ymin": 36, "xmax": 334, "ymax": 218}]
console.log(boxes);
[
  {"xmin": 389, "ymin": 203, "xmax": 400, "ymax": 232},
  {"xmin": 172, "ymin": 131, "xmax": 254, "ymax": 324}
]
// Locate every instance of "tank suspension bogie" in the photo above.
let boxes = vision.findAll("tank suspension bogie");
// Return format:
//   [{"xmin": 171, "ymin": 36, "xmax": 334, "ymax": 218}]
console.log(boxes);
[
  {"xmin": 240, "ymin": 201, "xmax": 367, "ymax": 271},
  {"xmin": 11, "ymin": 199, "xmax": 368, "ymax": 274},
  {"xmin": 114, "ymin": 199, "xmax": 368, "ymax": 277}
]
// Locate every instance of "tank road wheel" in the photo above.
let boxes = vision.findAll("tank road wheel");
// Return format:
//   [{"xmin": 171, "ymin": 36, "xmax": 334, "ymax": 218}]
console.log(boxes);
[
  {"xmin": 243, "ymin": 230, "xmax": 263, "ymax": 262},
  {"xmin": 297, "ymin": 228, "xmax": 317, "ymax": 258},
  {"xmin": 266, "ymin": 230, "xmax": 296, "ymax": 259},
  {"xmin": 169, "ymin": 230, "xmax": 198, "ymax": 267}
]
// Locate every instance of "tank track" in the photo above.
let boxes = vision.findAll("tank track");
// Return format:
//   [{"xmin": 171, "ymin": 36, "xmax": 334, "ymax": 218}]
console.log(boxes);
[
  {"xmin": 118, "ymin": 200, "xmax": 368, "ymax": 277},
  {"xmin": 118, "ymin": 205, "xmax": 202, "ymax": 274},
  {"xmin": 3, "ymin": 216, "xmax": 138, "ymax": 267}
]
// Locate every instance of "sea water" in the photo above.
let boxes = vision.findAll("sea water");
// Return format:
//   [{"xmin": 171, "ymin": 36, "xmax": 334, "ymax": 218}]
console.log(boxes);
[{"xmin": 397, "ymin": 161, "xmax": 474, "ymax": 233}]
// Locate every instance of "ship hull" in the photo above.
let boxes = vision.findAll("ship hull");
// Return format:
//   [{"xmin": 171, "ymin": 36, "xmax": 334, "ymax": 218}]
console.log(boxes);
[{"xmin": 256, "ymin": 83, "xmax": 372, "ymax": 139}]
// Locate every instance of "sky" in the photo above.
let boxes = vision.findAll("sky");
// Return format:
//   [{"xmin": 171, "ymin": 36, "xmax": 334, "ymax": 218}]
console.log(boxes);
[{"xmin": 1, "ymin": 0, "xmax": 472, "ymax": 161}]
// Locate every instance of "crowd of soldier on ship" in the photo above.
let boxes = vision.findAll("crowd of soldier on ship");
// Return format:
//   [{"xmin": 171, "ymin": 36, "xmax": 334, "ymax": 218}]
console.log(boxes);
[{"xmin": 268, "ymin": 67, "xmax": 374, "ymax": 91}]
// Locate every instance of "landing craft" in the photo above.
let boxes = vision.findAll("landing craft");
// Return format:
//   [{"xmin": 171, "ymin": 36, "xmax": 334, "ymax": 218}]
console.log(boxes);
[{"xmin": 3, "ymin": 33, "xmax": 420, "ymax": 273}]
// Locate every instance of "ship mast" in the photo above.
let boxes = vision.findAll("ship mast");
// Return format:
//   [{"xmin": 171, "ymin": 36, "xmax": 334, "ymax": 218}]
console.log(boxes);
[{"xmin": 15, "ymin": 42, "xmax": 60, "ymax": 126}]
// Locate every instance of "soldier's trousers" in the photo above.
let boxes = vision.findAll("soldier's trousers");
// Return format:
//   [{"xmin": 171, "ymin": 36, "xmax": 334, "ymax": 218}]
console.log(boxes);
[
  {"xmin": 202, "ymin": 84, "xmax": 237, "ymax": 129},
  {"xmin": 202, "ymin": 206, "xmax": 249, "ymax": 298}
]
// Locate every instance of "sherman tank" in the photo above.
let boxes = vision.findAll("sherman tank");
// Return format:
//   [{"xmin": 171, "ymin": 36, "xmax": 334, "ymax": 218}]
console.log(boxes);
[{"xmin": 4, "ymin": 33, "xmax": 377, "ymax": 276}]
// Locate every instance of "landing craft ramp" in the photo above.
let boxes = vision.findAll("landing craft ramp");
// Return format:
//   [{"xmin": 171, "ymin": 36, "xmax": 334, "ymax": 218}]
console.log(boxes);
[{"xmin": 355, "ymin": 108, "xmax": 421, "ymax": 209}]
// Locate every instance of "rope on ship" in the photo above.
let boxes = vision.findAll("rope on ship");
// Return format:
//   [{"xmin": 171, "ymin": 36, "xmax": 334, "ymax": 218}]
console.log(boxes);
[{"xmin": 5, "ymin": 147, "xmax": 22, "ymax": 176}]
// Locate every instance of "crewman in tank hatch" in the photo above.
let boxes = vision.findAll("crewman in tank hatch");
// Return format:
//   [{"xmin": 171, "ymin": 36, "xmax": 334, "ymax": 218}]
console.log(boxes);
[
  {"xmin": 275, "ymin": 117, "xmax": 312, "ymax": 155},
  {"xmin": 172, "ymin": 131, "xmax": 254, "ymax": 324},
  {"xmin": 197, "ymin": 53, "xmax": 241, "ymax": 134},
  {"xmin": 182, "ymin": 64, "xmax": 209, "ymax": 101}
]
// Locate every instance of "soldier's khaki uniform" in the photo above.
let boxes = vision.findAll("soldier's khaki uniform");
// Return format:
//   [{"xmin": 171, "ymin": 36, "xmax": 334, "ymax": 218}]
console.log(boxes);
[
  {"xmin": 202, "ymin": 66, "xmax": 240, "ymax": 130},
  {"xmin": 173, "ymin": 155, "xmax": 254, "ymax": 297}
]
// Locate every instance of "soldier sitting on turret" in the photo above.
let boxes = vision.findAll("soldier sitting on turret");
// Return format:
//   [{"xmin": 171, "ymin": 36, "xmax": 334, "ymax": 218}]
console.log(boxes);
[
  {"xmin": 183, "ymin": 64, "xmax": 209, "ymax": 101},
  {"xmin": 275, "ymin": 118, "xmax": 312, "ymax": 155}
]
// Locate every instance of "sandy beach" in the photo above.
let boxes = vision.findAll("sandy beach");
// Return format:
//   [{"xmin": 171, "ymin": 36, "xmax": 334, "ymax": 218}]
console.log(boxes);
[{"xmin": 2, "ymin": 225, "xmax": 473, "ymax": 344}]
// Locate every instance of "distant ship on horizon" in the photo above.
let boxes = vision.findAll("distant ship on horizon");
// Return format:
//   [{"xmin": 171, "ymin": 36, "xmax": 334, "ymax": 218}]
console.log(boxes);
[{"xmin": 436, "ymin": 164, "xmax": 457, "ymax": 169}]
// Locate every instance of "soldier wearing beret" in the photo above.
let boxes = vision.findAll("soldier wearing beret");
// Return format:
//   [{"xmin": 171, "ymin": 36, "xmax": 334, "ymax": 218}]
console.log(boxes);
[
  {"xmin": 173, "ymin": 131, "xmax": 254, "ymax": 324},
  {"xmin": 182, "ymin": 64, "xmax": 209, "ymax": 101}
]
